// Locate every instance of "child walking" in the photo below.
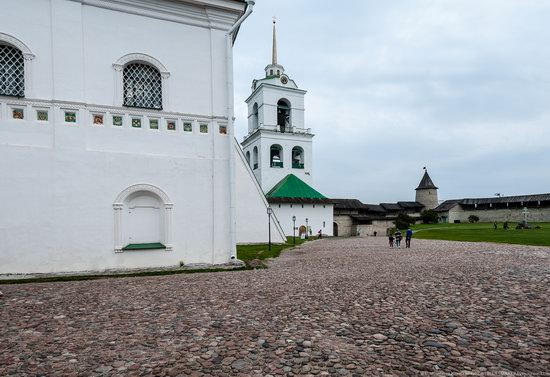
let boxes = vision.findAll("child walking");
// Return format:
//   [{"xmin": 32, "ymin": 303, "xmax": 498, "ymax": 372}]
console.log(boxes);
[
  {"xmin": 395, "ymin": 230, "xmax": 403, "ymax": 248},
  {"xmin": 388, "ymin": 234, "xmax": 394, "ymax": 248}
]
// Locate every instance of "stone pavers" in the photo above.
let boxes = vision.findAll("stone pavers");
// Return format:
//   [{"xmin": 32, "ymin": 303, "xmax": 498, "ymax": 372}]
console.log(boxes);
[{"xmin": 1, "ymin": 238, "xmax": 549, "ymax": 376}]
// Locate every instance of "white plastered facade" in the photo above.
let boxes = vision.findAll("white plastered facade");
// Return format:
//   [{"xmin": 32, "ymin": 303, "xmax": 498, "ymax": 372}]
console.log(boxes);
[{"xmin": 0, "ymin": 0, "xmax": 265, "ymax": 274}]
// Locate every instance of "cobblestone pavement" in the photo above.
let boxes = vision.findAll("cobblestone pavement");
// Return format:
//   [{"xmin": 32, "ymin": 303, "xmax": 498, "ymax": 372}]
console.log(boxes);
[{"xmin": 1, "ymin": 238, "xmax": 549, "ymax": 376}]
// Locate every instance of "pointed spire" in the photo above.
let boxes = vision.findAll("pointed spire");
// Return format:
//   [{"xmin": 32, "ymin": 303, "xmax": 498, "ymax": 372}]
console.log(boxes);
[
  {"xmin": 272, "ymin": 17, "xmax": 278, "ymax": 65},
  {"xmin": 416, "ymin": 168, "xmax": 438, "ymax": 190}
]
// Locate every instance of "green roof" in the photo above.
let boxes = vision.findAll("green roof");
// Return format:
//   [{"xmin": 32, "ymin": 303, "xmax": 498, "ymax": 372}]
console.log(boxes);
[{"xmin": 266, "ymin": 174, "xmax": 327, "ymax": 199}]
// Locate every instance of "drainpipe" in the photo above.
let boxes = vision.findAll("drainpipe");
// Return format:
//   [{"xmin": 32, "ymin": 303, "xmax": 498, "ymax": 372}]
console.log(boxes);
[{"xmin": 227, "ymin": 1, "xmax": 255, "ymax": 260}]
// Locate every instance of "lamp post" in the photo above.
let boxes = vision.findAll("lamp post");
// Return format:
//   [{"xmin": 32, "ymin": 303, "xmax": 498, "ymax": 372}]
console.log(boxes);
[
  {"xmin": 292, "ymin": 216, "xmax": 296, "ymax": 245},
  {"xmin": 267, "ymin": 207, "xmax": 273, "ymax": 251},
  {"xmin": 305, "ymin": 218, "xmax": 309, "ymax": 239}
]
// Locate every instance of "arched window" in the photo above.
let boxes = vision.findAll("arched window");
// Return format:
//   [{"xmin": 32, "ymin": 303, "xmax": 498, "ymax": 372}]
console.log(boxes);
[
  {"xmin": 0, "ymin": 44, "xmax": 24, "ymax": 97},
  {"xmin": 292, "ymin": 146, "xmax": 304, "ymax": 169},
  {"xmin": 270, "ymin": 144, "xmax": 283, "ymax": 168},
  {"xmin": 0, "ymin": 33, "xmax": 35, "ymax": 98},
  {"xmin": 123, "ymin": 63, "xmax": 162, "ymax": 109},
  {"xmin": 246, "ymin": 151, "xmax": 251, "ymax": 166},
  {"xmin": 252, "ymin": 103, "xmax": 259, "ymax": 129},
  {"xmin": 277, "ymin": 99, "xmax": 291, "ymax": 133},
  {"xmin": 253, "ymin": 146, "xmax": 259, "ymax": 170},
  {"xmin": 113, "ymin": 53, "xmax": 170, "ymax": 110}
]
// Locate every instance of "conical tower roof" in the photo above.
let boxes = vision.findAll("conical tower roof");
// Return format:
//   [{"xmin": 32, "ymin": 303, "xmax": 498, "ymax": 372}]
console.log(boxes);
[{"xmin": 415, "ymin": 169, "xmax": 438, "ymax": 190}]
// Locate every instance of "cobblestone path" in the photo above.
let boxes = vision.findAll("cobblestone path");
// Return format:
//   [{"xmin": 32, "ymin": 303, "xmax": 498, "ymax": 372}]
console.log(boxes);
[{"xmin": 1, "ymin": 238, "xmax": 549, "ymax": 376}]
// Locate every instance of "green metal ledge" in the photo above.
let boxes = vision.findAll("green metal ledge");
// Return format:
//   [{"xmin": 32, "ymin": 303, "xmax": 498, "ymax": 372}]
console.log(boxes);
[{"xmin": 122, "ymin": 243, "xmax": 166, "ymax": 251}]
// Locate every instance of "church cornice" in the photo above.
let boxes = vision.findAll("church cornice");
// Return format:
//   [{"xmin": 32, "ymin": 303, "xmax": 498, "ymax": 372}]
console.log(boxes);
[
  {"xmin": 76, "ymin": 0, "xmax": 245, "ymax": 31},
  {"xmin": 245, "ymin": 83, "xmax": 307, "ymax": 104},
  {"xmin": 241, "ymin": 128, "xmax": 313, "ymax": 147}
]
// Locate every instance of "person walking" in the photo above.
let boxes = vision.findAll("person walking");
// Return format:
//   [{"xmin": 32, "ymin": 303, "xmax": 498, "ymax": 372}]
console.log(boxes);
[
  {"xmin": 405, "ymin": 228, "xmax": 413, "ymax": 248},
  {"xmin": 388, "ymin": 233, "xmax": 394, "ymax": 248},
  {"xmin": 395, "ymin": 229, "xmax": 402, "ymax": 248}
]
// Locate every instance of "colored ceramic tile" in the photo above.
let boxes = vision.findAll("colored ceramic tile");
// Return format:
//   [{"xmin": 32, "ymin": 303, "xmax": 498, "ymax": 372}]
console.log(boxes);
[
  {"xmin": 219, "ymin": 125, "xmax": 227, "ymax": 135},
  {"xmin": 132, "ymin": 118, "xmax": 142, "ymax": 128},
  {"xmin": 37, "ymin": 110, "xmax": 48, "ymax": 121},
  {"xmin": 167, "ymin": 121, "xmax": 176, "ymax": 131},
  {"xmin": 12, "ymin": 109, "xmax": 24, "ymax": 120},
  {"xmin": 93, "ymin": 114, "xmax": 104, "ymax": 125},
  {"xmin": 150, "ymin": 119, "xmax": 159, "ymax": 130},
  {"xmin": 183, "ymin": 122, "xmax": 193, "ymax": 132},
  {"xmin": 65, "ymin": 112, "xmax": 77, "ymax": 123},
  {"xmin": 200, "ymin": 124, "xmax": 208, "ymax": 133},
  {"xmin": 113, "ymin": 115, "xmax": 123, "ymax": 126}
]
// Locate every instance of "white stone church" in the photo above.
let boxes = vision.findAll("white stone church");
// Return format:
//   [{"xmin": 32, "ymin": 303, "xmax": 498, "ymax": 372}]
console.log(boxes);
[{"xmin": 0, "ymin": 0, "xmax": 291, "ymax": 275}]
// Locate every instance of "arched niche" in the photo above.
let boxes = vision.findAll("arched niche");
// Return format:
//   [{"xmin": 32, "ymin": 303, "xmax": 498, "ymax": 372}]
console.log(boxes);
[{"xmin": 113, "ymin": 184, "xmax": 173, "ymax": 252}]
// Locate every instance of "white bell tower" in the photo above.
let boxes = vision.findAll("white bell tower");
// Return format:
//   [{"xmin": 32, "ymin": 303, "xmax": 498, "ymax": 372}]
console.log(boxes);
[{"xmin": 241, "ymin": 18, "xmax": 314, "ymax": 193}]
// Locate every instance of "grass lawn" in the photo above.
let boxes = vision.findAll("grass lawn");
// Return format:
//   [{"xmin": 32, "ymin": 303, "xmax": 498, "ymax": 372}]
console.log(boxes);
[
  {"xmin": 237, "ymin": 237, "xmax": 310, "ymax": 261},
  {"xmin": 411, "ymin": 222, "xmax": 550, "ymax": 247}
]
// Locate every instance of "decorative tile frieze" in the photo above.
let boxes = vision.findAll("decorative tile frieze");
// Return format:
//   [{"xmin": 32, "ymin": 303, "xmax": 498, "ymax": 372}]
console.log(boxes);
[
  {"xmin": 132, "ymin": 118, "xmax": 142, "ymax": 128},
  {"xmin": 149, "ymin": 118, "xmax": 159, "ymax": 130},
  {"xmin": 12, "ymin": 108, "xmax": 24, "ymax": 119},
  {"xmin": 112, "ymin": 115, "xmax": 123, "ymax": 127},
  {"xmin": 183, "ymin": 122, "xmax": 193, "ymax": 132},
  {"xmin": 200, "ymin": 123, "xmax": 208, "ymax": 133},
  {"xmin": 167, "ymin": 120, "xmax": 176, "ymax": 131},
  {"xmin": 93, "ymin": 114, "xmax": 104, "ymax": 126},
  {"xmin": 64, "ymin": 111, "xmax": 77, "ymax": 123},
  {"xmin": 36, "ymin": 110, "xmax": 48, "ymax": 122}
]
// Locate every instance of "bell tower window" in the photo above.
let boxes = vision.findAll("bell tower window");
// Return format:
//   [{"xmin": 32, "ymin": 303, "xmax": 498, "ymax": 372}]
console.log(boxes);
[
  {"xmin": 253, "ymin": 146, "xmax": 259, "ymax": 170},
  {"xmin": 252, "ymin": 102, "xmax": 259, "ymax": 129},
  {"xmin": 270, "ymin": 144, "xmax": 283, "ymax": 168},
  {"xmin": 292, "ymin": 146, "xmax": 304, "ymax": 169},
  {"xmin": 277, "ymin": 99, "xmax": 291, "ymax": 133}
]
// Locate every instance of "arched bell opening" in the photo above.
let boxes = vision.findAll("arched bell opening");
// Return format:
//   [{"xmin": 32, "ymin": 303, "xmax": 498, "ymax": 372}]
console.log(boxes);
[
  {"xmin": 292, "ymin": 146, "xmax": 304, "ymax": 169},
  {"xmin": 270, "ymin": 144, "xmax": 283, "ymax": 168},
  {"xmin": 277, "ymin": 99, "xmax": 291, "ymax": 133}
]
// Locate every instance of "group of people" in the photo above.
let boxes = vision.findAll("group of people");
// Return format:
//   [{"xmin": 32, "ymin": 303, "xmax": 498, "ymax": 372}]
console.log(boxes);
[{"xmin": 388, "ymin": 228, "xmax": 413, "ymax": 248}]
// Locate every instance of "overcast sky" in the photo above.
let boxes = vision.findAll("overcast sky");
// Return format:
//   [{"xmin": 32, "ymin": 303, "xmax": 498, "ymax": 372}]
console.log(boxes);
[{"xmin": 233, "ymin": 0, "xmax": 550, "ymax": 204}]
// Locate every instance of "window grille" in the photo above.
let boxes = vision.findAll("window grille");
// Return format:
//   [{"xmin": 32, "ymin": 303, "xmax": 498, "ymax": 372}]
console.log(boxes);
[
  {"xmin": 123, "ymin": 63, "xmax": 162, "ymax": 110},
  {"xmin": 0, "ymin": 44, "xmax": 25, "ymax": 97}
]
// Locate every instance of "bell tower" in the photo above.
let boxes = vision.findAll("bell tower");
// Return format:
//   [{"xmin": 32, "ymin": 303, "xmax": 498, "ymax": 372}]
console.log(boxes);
[{"xmin": 241, "ymin": 18, "xmax": 314, "ymax": 193}]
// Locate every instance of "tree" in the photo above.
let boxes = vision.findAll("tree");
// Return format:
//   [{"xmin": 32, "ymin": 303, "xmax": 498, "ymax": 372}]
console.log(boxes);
[
  {"xmin": 394, "ymin": 213, "xmax": 416, "ymax": 230},
  {"xmin": 420, "ymin": 209, "xmax": 439, "ymax": 224},
  {"xmin": 468, "ymin": 215, "xmax": 480, "ymax": 223}
]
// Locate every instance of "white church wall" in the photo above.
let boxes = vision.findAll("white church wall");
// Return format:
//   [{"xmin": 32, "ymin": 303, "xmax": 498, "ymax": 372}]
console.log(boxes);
[
  {"xmin": 272, "ymin": 204, "xmax": 334, "ymax": 237},
  {"xmin": 0, "ymin": 0, "xmax": 246, "ymax": 274},
  {"xmin": 235, "ymin": 142, "xmax": 286, "ymax": 245}
]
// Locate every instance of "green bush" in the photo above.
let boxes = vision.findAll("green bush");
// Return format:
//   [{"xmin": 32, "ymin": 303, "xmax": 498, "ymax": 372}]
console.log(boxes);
[
  {"xmin": 394, "ymin": 213, "xmax": 416, "ymax": 230},
  {"xmin": 468, "ymin": 215, "xmax": 480, "ymax": 223},
  {"xmin": 421, "ymin": 209, "xmax": 439, "ymax": 224}
]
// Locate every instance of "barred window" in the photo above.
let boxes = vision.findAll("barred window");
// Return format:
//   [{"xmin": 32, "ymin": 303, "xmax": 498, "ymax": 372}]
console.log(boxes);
[
  {"xmin": 123, "ymin": 63, "xmax": 162, "ymax": 110},
  {"xmin": 0, "ymin": 44, "xmax": 25, "ymax": 97}
]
